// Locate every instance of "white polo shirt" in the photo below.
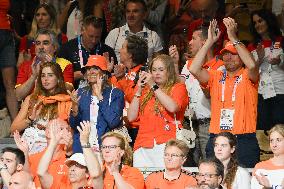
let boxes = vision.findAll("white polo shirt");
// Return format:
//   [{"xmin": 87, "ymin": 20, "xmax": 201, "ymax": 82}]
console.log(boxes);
[{"xmin": 105, "ymin": 24, "xmax": 163, "ymax": 63}]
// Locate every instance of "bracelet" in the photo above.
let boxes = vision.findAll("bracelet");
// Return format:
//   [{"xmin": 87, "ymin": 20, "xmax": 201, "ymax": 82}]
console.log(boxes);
[
  {"xmin": 28, "ymin": 116, "xmax": 34, "ymax": 122},
  {"xmin": 233, "ymin": 40, "xmax": 242, "ymax": 46},
  {"xmin": 81, "ymin": 142, "xmax": 91, "ymax": 148}
]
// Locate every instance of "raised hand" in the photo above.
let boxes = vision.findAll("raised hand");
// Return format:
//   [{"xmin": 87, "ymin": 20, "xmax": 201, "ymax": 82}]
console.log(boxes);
[
  {"xmin": 31, "ymin": 57, "xmax": 41, "ymax": 78},
  {"xmin": 68, "ymin": 89, "xmax": 81, "ymax": 116},
  {"xmin": 29, "ymin": 100, "xmax": 43, "ymax": 121},
  {"xmin": 106, "ymin": 154, "xmax": 122, "ymax": 175},
  {"xmin": 14, "ymin": 131, "xmax": 29, "ymax": 154},
  {"xmin": 269, "ymin": 55, "xmax": 281, "ymax": 65},
  {"xmin": 77, "ymin": 120, "xmax": 91, "ymax": 145},
  {"xmin": 103, "ymin": 52, "xmax": 114, "ymax": 72},
  {"xmin": 256, "ymin": 43, "xmax": 265, "ymax": 64},
  {"xmin": 207, "ymin": 19, "xmax": 221, "ymax": 45},
  {"xmin": 223, "ymin": 17, "xmax": 238, "ymax": 42},
  {"xmin": 48, "ymin": 119, "xmax": 64, "ymax": 145},
  {"xmin": 169, "ymin": 45, "xmax": 180, "ymax": 64}
]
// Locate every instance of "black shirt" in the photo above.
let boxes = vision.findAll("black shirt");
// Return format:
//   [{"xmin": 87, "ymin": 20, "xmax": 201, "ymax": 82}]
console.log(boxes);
[{"xmin": 57, "ymin": 36, "xmax": 118, "ymax": 73}]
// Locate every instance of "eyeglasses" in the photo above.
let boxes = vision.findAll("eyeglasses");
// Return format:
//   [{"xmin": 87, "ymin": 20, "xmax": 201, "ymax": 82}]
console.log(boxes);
[
  {"xmin": 196, "ymin": 173, "xmax": 219, "ymax": 179},
  {"xmin": 101, "ymin": 145, "xmax": 119, "ymax": 150},
  {"xmin": 164, "ymin": 153, "xmax": 184, "ymax": 158}
]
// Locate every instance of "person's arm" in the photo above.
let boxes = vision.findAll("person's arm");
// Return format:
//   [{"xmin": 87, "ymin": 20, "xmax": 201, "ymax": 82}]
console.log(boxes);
[
  {"xmin": 37, "ymin": 120, "xmax": 64, "ymax": 189},
  {"xmin": 169, "ymin": 45, "xmax": 180, "ymax": 75},
  {"xmin": 57, "ymin": 0, "xmax": 72, "ymax": 30},
  {"xmin": 189, "ymin": 19, "xmax": 221, "ymax": 84},
  {"xmin": 14, "ymin": 131, "xmax": 30, "ymax": 172},
  {"xmin": 78, "ymin": 121, "xmax": 103, "ymax": 189},
  {"xmin": 15, "ymin": 59, "xmax": 40, "ymax": 101},
  {"xmin": 223, "ymin": 17, "xmax": 259, "ymax": 83}
]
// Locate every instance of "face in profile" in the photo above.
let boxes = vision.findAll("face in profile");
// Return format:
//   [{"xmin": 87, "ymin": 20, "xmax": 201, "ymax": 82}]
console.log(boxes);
[
  {"xmin": 101, "ymin": 136, "xmax": 124, "ymax": 164},
  {"xmin": 164, "ymin": 146, "xmax": 186, "ymax": 170},
  {"xmin": 119, "ymin": 41, "xmax": 133, "ymax": 69},
  {"xmin": 197, "ymin": 163, "xmax": 222, "ymax": 189},
  {"xmin": 151, "ymin": 59, "xmax": 168, "ymax": 86},
  {"xmin": 41, "ymin": 66, "xmax": 58, "ymax": 92}
]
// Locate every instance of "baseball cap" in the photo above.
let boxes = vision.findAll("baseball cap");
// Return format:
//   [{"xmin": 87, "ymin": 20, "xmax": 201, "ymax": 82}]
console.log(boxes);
[
  {"xmin": 85, "ymin": 55, "xmax": 108, "ymax": 71},
  {"xmin": 65, "ymin": 153, "xmax": 86, "ymax": 167},
  {"xmin": 220, "ymin": 41, "xmax": 238, "ymax": 55}
]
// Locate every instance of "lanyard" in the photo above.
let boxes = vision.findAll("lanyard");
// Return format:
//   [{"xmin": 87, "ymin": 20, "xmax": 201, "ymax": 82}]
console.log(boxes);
[
  {"xmin": 77, "ymin": 36, "xmax": 102, "ymax": 68},
  {"xmin": 221, "ymin": 70, "xmax": 242, "ymax": 103}
]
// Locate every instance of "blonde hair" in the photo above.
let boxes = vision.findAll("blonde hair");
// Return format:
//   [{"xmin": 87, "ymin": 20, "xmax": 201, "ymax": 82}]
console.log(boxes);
[
  {"xmin": 140, "ymin": 54, "xmax": 179, "ymax": 113},
  {"xmin": 269, "ymin": 124, "xmax": 284, "ymax": 139},
  {"xmin": 101, "ymin": 132, "xmax": 133, "ymax": 166},
  {"xmin": 165, "ymin": 139, "xmax": 189, "ymax": 157},
  {"xmin": 28, "ymin": 3, "xmax": 60, "ymax": 39}
]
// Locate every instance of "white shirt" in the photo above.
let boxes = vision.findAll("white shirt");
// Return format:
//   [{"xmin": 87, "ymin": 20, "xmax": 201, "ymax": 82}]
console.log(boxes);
[
  {"xmin": 89, "ymin": 96, "xmax": 99, "ymax": 148},
  {"xmin": 67, "ymin": 7, "xmax": 82, "ymax": 41},
  {"xmin": 232, "ymin": 166, "xmax": 251, "ymax": 189},
  {"xmin": 181, "ymin": 61, "xmax": 211, "ymax": 119},
  {"xmin": 105, "ymin": 24, "xmax": 163, "ymax": 63}
]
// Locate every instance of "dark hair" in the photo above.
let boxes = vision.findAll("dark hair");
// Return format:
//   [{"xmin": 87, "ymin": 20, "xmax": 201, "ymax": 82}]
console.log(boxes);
[
  {"xmin": 126, "ymin": 35, "xmax": 148, "ymax": 66},
  {"xmin": 213, "ymin": 132, "xmax": 238, "ymax": 189},
  {"xmin": 199, "ymin": 157, "xmax": 224, "ymax": 181},
  {"xmin": 2, "ymin": 147, "xmax": 25, "ymax": 165},
  {"xmin": 126, "ymin": 0, "xmax": 147, "ymax": 12},
  {"xmin": 192, "ymin": 26, "xmax": 208, "ymax": 40},
  {"xmin": 83, "ymin": 15, "xmax": 103, "ymax": 29},
  {"xmin": 250, "ymin": 9, "xmax": 282, "ymax": 45}
]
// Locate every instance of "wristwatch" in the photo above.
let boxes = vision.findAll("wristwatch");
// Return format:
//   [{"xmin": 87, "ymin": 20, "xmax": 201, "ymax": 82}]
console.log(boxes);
[
  {"xmin": 233, "ymin": 40, "xmax": 242, "ymax": 46},
  {"xmin": 151, "ymin": 84, "xmax": 159, "ymax": 91},
  {"xmin": 81, "ymin": 142, "xmax": 91, "ymax": 148}
]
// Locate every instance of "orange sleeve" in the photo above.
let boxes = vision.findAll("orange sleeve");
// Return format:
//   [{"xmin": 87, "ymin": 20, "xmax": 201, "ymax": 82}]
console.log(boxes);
[
  {"xmin": 145, "ymin": 173, "xmax": 157, "ymax": 189},
  {"xmin": 184, "ymin": 175, "xmax": 198, "ymax": 187},
  {"xmin": 171, "ymin": 83, "xmax": 189, "ymax": 111}
]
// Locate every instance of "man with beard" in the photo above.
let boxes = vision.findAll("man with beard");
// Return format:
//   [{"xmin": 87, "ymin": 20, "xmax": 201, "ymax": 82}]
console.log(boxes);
[{"xmin": 195, "ymin": 158, "xmax": 224, "ymax": 189}]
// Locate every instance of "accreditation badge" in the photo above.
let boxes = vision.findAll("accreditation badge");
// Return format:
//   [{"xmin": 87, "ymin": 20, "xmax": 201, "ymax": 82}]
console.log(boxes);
[{"xmin": 220, "ymin": 108, "xmax": 235, "ymax": 130}]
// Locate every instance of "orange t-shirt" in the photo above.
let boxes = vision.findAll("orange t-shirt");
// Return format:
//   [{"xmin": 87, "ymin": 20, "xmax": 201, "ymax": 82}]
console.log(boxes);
[
  {"xmin": 205, "ymin": 68, "xmax": 258, "ymax": 134},
  {"xmin": 134, "ymin": 82, "xmax": 189, "ymax": 151},
  {"xmin": 145, "ymin": 170, "xmax": 197, "ymax": 189},
  {"xmin": 29, "ymin": 149, "xmax": 70, "ymax": 189},
  {"xmin": 0, "ymin": 0, "xmax": 10, "ymax": 29},
  {"xmin": 104, "ymin": 165, "xmax": 144, "ymax": 189}
]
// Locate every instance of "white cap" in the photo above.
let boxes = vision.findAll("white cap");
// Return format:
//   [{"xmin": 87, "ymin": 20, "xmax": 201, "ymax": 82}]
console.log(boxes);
[{"xmin": 65, "ymin": 153, "xmax": 86, "ymax": 167}]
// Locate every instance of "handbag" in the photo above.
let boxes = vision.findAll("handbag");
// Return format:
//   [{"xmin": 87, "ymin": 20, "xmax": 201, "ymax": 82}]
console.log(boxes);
[{"xmin": 174, "ymin": 114, "xmax": 196, "ymax": 149}]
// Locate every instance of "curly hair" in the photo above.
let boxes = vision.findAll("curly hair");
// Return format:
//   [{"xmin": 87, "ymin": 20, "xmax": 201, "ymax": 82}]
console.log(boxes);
[
  {"xmin": 213, "ymin": 132, "xmax": 238, "ymax": 189},
  {"xmin": 29, "ymin": 62, "xmax": 68, "ymax": 120},
  {"xmin": 101, "ymin": 132, "xmax": 133, "ymax": 166},
  {"xmin": 250, "ymin": 9, "xmax": 282, "ymax": 45},
  {"xmin": 140, "ymin": 54, "xmax": 179, "ymax": 113}
]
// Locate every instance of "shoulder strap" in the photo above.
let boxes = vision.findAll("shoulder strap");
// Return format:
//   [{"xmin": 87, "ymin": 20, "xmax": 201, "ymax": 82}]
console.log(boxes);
[{"xmin": 113, "ymin": 27, "xmax": 121, "ymax": 49}]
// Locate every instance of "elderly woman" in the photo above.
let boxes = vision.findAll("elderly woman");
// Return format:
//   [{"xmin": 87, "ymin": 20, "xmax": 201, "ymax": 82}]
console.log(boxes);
[
  {"xmin": 11, "ymin": 62, "xmax": 72, "ymax": 154},
  {"xmin": 145, "ymin": 139, "xmax": 197, "ymax": 188},
  {"xmin": 17, "ymin": 3, "xmax": 67, "ymax": 67},
  {"xmin": 251, "ymin": 124, "xmax": 284, "ymax": 189},
  {"xmin": 101, "ymin": 131, "xmax": 144, "ymax": 189},
  {"xmin": 213, "ymin": 132, "xmax": 251, "ymax": 189},
  {"xmin": 128, "ymin": 54, "xmax": 189, "ymax": 167},
  {"xmin": 69, "ymin": 55, "xmax": 124, "ymax": 153}
]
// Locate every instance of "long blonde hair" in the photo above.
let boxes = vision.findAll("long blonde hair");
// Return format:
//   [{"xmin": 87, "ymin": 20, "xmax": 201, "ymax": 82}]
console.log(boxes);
[
  {"xmin": 140, "ymin": 54, "xmax": 179, "ymax": 113},
  {"xmin": 28, "ymin": 3, "xmax": 60, "ymax": 39}
]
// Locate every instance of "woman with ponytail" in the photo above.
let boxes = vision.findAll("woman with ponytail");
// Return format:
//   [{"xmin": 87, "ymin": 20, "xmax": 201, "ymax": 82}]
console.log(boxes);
[
  {"xmin": 213, "ymin": 132, "xmax": 251, "ymax": 189},
  {"xmin": 101, "ymin": 132, "xmax": 144, "ymax": 189},
  {"xmin": 128, "ymin": 54, "xmax": 189, "ymax": 168}
]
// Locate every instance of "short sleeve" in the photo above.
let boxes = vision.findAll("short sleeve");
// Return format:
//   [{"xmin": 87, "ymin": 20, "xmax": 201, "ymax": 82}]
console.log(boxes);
[{"xmin": 124, "ymin": 167, "xmax": 145, "ymax": 189}]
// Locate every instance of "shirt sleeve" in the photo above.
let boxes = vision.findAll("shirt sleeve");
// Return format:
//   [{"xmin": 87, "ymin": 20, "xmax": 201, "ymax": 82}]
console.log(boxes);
[
  {"xmin": 124, "ymin": 167, "xmax": 145, "ymax": 189},
  {"xmin": 105, "ymin": 28, "xmax": 119, "ymax": 49},
  {"xmin": 171, "ymin": 83, "xmax": 189, "ymax": 111},
  {"xmin": 152, "ymin": 31, "xmax": 163, "ymax": 52}
]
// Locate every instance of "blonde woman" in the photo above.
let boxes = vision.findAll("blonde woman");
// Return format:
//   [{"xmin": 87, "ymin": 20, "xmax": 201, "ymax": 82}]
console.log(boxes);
[
  {"xmin": 101, "ymin": 132, "xmax": 144, "ymax": 189},
  {"xmin": 128, "ymin": 54, "xmax": 189, "ymax": 167},
  {"xmin": 251, "ymin": 124, "xmax": 284, "ymax": 188}
]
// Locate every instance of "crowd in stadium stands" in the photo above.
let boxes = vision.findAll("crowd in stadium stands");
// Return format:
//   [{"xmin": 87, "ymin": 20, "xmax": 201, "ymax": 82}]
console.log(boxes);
[{"xmin": 0, "ymin": 0, "xmax": 284, "ymax": 188}]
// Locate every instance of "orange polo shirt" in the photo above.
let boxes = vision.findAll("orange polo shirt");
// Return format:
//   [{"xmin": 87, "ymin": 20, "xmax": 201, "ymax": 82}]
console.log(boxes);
[
  {"xmin": 134, "ymin": 83, "xmax": 189, "ymax": 151},
  {"xmin": 204, "ymin": 68, "xmax": 258, "ymax": 134},
  {"xmin": 104, "ymin": 165, "xmax": 144, "ymax": 189},
  {"xmin": 145, "ymin": 170, "xmax": 197, "ymax": 189},
  {"xmin": 187, "ymin": 56, "xmax": 224, "ymax": 70},
  {"xmin": 29, "ymin": 149, "xmax": 70, "ymax": 189}
]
